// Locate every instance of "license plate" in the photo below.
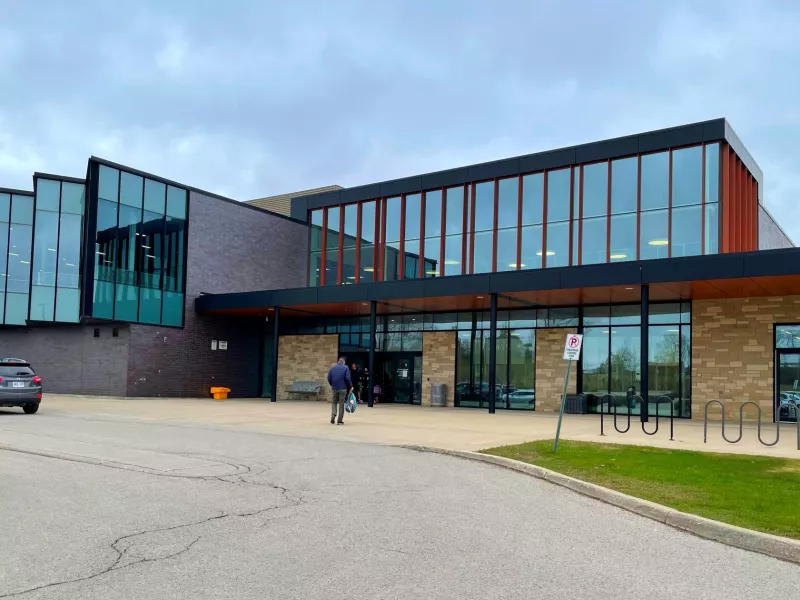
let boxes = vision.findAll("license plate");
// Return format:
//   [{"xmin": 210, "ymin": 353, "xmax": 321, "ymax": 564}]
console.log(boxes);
[{"xmin": 12, "ymin": 382, "xmax": 25, "ymax": 388}]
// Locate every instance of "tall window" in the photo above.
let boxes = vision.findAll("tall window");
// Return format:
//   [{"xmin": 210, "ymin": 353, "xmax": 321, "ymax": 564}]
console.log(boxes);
[
  {"xmin": 640, "ymin": 152, "xmax": 669, "ymax": 260},
  {"xmin": 472, "ymin": 182, "xmax": 494, "ymax": 273},
  {"xmin": 496, "ymin": 177, "xmax": 518, "ymax": 271},
  {"xmin": 609, "ymin": 157, "xmax": 637, "ymax": 262},
  {"xmin": 403, "ymin": 194, "xmax": 421, "ymax": 279},
  {"xmin": 0, "ymin": 192, "xmax": 34, "ymax": 324},
  {"xmin": 581, "ymin": 162, "xmax": 608, "ymax": 264},
  {"xmin": 325, "ymin": 206, "xmax": 340, "ymax": 285},
  {"xmin": 545, "ymin": 169, "xmax": 570, "ymax": 268},
  {"xmin": 360, "ymin": 202, "xmax": 376, "ymax": 282},
  {"xmin": 704, "ymin": 143, "xmax": 720, "ymax": 255},
  {"xmin": 423, "ymin": 190, "xmax": 442, "ymax": 277},
  {"xmin": 342, "ymin": 203, "xmax": 357, "ymax": 284},
  {"xmin": 383, "ymin": 198, "xmax": 401, "ymax": 281},
  {"xmin": 444, "ymin": 187, "xmax": 464, "ymax": 276},
  {"xmin": 520, "ymin": 173, "xmax": 543, "ymax": 270},
  {"xmin": 309, "ymin": 210, "xmax": 323, "ymax": 286},
  {"xmin": 671, "ymin": 146, "xmax": 703, "ymax": 257}
]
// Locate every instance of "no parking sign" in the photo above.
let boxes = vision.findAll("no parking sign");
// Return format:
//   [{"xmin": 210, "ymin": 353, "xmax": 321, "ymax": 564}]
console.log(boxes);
[{"xmin": 562, "ymin": 333, "xmax": 583, "ymax": 361}]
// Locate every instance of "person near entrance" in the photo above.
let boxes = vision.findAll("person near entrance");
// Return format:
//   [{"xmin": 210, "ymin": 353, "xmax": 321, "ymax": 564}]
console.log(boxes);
[{"xmin": 327, "ymin": 358, "xmax": 353, "ymax": 424}]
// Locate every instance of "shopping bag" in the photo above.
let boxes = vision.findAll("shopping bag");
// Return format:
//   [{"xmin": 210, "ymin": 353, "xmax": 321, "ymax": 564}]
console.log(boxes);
[{"xmin": 345, "ymin": 392, "xmax": 357, "ymax": 413}]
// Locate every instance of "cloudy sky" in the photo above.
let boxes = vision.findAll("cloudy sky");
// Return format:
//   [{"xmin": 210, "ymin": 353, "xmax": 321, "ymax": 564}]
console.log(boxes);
[{"xmin": 1, "ymin": 1, "xmax": 798, "ymax": 240}]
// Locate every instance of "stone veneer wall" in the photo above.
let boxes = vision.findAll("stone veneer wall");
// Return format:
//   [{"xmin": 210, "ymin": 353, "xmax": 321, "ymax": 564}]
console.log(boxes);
[
  {"xmin": 692, "ymin": 296, "xmax": 800, "ymax": 420},
  {"xmin": 421, "ymin": 331, "xmax": 457, "ymax": 407},
  {"xmin": 276, "ymin": 334, "xmax": 339, "ymax": 402},
  {"xmin": 534, "ymin": 328, "xmax": 578, "ymax": 412}
]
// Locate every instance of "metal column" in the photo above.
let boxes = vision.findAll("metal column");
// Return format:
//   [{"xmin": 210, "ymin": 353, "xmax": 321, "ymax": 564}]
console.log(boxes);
[
  {"xmin": 640, "ymin": 285, "xmax": 649, "ymax": 422},
  {"xmin": 367, "ymin": 301, "xmax": 376, "ymax": 408},
  {"xmin": 270, "ymin": 306, "xmax": 280, "ymax": 403},
  {"xmin": 488, "ymin": 293, "xmax": 498, "ymax": 414}
]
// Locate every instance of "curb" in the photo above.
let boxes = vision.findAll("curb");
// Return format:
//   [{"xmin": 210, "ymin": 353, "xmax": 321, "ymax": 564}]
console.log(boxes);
[{"xmin": 402, "ymin": 445, "xmax": 800, "ymax": 565}]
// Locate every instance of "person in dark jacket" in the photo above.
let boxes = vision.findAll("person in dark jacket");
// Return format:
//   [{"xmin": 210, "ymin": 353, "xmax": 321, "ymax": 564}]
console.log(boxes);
[{"xmin": 327, "ymin": 358, "xmax": 352, "ymax": 424}]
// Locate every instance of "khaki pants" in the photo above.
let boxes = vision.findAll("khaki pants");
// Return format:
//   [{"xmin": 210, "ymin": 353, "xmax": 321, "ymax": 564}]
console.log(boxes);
[{"xmin": 331, "ymin": 389, "xmax": 347, "ymax": 422}]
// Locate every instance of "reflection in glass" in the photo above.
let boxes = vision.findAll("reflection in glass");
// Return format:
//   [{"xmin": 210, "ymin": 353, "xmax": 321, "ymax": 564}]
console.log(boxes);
[
  {"xmin": 120, "ymin": 172, "xmax": 143, "ymax": 208},
  {"xmin": 671, "ymin": 204, "xmax": 701, "ymax": 257},
  {"xmin": 473, "ymin": 230, "xmax": 493, "ymax": 274},
  {"xmin": 342, "ymin": 204, "xmax": 358, "ymax": 284},
  {"xmin": 610, "ymin": 213, "xmax": 636, "ymax": 262},
  {"xmin": 672, "ymin": 146, "xmax": 702, "ymax": 207},
  {"xmin": 776, "ymin": 325, "xmax": 800, "ymax": 349},
  {"xmin": 547, "ymin": 168, "xmax": 570, "ymax": 223},
  {"xmin": 640, "ymin": 152, "xmax": 669, "ymax": 211},
  {"xmin": 36, "ymin": 179, "xmax": 60, "ymax": 211},
  {"xmin": 610, "ymin": 327, "xmax": 640, "ymax": 407},
  {"xmin": 383, "ymin": 198, "xmax": 400, "ymax": 281},
  {"xmin": 545, "ymin": 221, "xmax": 569, "ymax": 268},
  {"xmin": 611, "ymin": 157, "xmax": 637, "ymax": 214},
  {"xmin": 61, "ymin": 183, "xmax": 84, "ymax": 215},
  {"xmin": 582, "ymin": 328, "xmax": 610, "ymax": 400},
  {"xmin": 522, "ymin": 173, "xmax": 543, "ymax": 225},
  {"xmin": 704, "ymin": 203, "xmax": 719, "ymax": 255},
  {"xmin": 496, "ymin": 228, "xmax": 518, "ymax": 271},
  {"xmin": 360, "ymin": 202, "xmax": 376, "ymax": 282},
  {"xmin": 444, "ymin": 187, "xmax": 463, "ymax": 276},
  {"xmin": 581, "ymin": 216, "xmax": 606, "ymax": 265},
  {"xmin": 424, "ymin": 191, "xmax": 442, "ymax": 278},
  {"xmin": 649, "ymin": 325, "xmax": 682, "ymax": 416},
  {"xmin": 520, "ymin": 225, "xmax": 542, "ymax": 270},
  {"xmin": 472, "ymin": 182, "xmax": 494, "ymax": 273},
  {"xmin": 144, "ymin": 179, "xmax": 166, "ymax": 214},
  {"xmin": 497, "ymin": 177, "xmax": 518, "ymax": 229},
  {"xmin": 582, "ymin": 162, "xmax": 608, "ymax": 218},
  {"xmin": 309, "ymin": 209, "xmax": 323, "ymax": 286},
  {"xmin": 32, "ymin": 211, "xmax": 58, "ymax": 287},
  {"xmin": 705, "ymin": 143, "xmax": 720, "ymax": 204},
  {"xmin": 326, "ymin": 206, "xmax": 340, "ymax": 285},
  {"xmin": 7, "ymin": 224, "xmax": 32, "ymax": 294},
  {"xmin": 640, "ymin": 209, "xmax": 669, "ymax": 260}
]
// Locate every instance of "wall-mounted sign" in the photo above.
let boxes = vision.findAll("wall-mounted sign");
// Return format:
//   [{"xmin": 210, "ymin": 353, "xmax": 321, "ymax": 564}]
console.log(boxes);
[
  {"xmin": 219, "ymin": 341, "xmax": 228, "ymax": 351},
  {"xmin": 211, "ymin": 340, "xmax": 218, "ymax": 351}
]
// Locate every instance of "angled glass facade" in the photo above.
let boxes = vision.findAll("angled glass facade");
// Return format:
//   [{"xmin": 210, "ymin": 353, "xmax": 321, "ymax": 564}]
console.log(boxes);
[{"xmin": 0, "ymin": 191, "xmax": 34, "ymax": 324}]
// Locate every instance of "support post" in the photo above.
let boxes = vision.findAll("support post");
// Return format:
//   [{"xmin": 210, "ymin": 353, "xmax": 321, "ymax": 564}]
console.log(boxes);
[
  {"xmin": 553, "ymin": 359, "xmax": 573, "ymax": 451},
  {"xmin": 270, "ymin": 306, "xmax": 280, "ymax": 402},
  {"xmin": 367, "ymin": 300, "xmax": 377, "ymax": 408},
  {"xmin": 488, "ymin": 293, "xmax": 498, "ymax": 414},
  {"xmin": 640, "ymin": 285, "xmax": 649, "ymax": 422}
]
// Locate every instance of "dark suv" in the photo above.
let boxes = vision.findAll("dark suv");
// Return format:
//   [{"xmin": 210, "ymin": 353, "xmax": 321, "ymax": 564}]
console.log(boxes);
[{"xmin": 0, "ymin": 358, "xmax": 42, "ymax": 414}]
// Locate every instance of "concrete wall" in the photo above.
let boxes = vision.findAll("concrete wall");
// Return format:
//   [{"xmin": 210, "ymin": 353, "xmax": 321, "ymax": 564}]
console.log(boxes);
[
  {"xmin": 692, "ymin": 296, "xmax": 800, "ymax": 420},
  {"xmin": 126, "ymin": 191, "xmax": 308, "ymax": 398},
  {"xmin": 0, "ymin": 324, "xmax": 129, "ymax": 396},
  {"xmin": 534, "ymin": 328, "xmax": 577, "ymax": 412},
  {"xmin": 276, "ymin": 334, "xmax": 339, "ymax": 401},
  {"xmin": 758, "ymin": 205, "xmax": 794, "ymax": 250},
  {"xmin": 421, "ymin": 331, "xmax": 456, "ymax": 407}
]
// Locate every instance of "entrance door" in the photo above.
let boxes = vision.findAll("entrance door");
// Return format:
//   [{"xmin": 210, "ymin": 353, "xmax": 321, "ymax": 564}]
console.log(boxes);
[
  {"xmin": 776, "ymin": 351, "xmax": 800, "ymax": 423},
  {"xmin": 377, "ymin": 354, "xmax": 421, "ymax": 405}
]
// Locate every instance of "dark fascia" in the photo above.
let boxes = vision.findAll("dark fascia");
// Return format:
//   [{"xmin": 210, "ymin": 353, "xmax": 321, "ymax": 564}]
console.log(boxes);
[
  {"xmin": 33, "ymin": 172, "xmax": 86, "ymax": 185},
  {"xmin": 289, "ymin": 118, "xmax": 764, "ymax": 221},
  {"xmin": 0, "ymin": 186, "xmax": 33, "ymax": 196},
  {"xmin": 89, "ymin": 156, "xmax": 307, "ymax": 226},
  {"xmin": 194, "ymin": 246, "xmax": 800, "ymax": 314}
]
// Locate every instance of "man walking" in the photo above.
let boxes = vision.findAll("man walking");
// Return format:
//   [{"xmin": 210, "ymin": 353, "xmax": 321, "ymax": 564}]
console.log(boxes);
[{"xmin": 327, "ymin": 357, "xmax": 352, "ymax": 425}]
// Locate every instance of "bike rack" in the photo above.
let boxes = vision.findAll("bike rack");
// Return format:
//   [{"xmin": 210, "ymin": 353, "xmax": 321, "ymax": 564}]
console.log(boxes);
[
  {"xmin": 599, "ymin": 394, "xmax": 675, "ymax": 441},
  {"xmin": 703, "ymin": 401, "xmax": 800, "ymax": 450}
]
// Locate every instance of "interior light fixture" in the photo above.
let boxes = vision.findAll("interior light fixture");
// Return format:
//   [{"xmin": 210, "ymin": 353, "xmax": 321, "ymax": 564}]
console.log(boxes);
[
  {"xmin": 346, "ymin": 276, "xmax": 356, "ymax": 280},
  {"xmin": 426, "ymin": 270, "xmax": 438, "ymax": 275},
  {"xmin": 444, "ymin": 260, "xmax": 460, "ymax": 265},
  {"xmin": 20, "ymin": 260, "xmax": 29, "ymax": 264},
  {"xmin": 142, "ymin": 245, "xmax": 151, "ymax": 249},
  {"xmin": 648, "ymin": 239, "xmax": 668, "ymax": 246},
  {"xmin": 536, "ymin": 251, "xmax": 556, "ymax": 256},
  {"xmin": 476, "ymin": 296, "xmax": 484, "ymax": 299},
  {"xmin": 508, "ymin": 263, "xmax": 527, "ymax": 269},
  {"xmin": 610, "ymin": 253, "xmax": 627, "ymax": 260},
  {"xmin": 146, "ymin": 254, "xmax": 156, "ymax": 259},
  {"xmin": 625, "ymin": 287, "xmax": 634, "ymax": 290},
  {"xmin": 666, "ymin": 329, "xmax": 679, "ymax": 333},
  {"xmin": 47, "ymin": 248, "xmax": 56, "ymax": 252},
  {"xmin": 363, "ymin": 267, "xmax": 375, "ymax": 272},
  {"xmin": 65, "ymin": 263, "xmax": 75, "ymax": 267},
  {"xmin": 96, "ymin": 251, "xmax": 105, "ymax": 256},
  {"xmin": 8, "ymin": 252, "xmax": 17, "ymax": 257}
]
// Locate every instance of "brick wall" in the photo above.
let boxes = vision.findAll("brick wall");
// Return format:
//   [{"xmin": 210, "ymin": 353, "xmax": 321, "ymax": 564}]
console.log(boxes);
[
  {"xmin": 127, "ymin": 191, "xmax": 308, "ymax": 398},
  {"xmin": 421, "ymin": 331, "xmax": 456, "ymax": 406},
  {"xmin": 534, "ymin": 328, "xmax": 577, "ymax": 412},
  {"xmin": 0, "ymin": 324, "xmax": 129, "ymax": 396},
  {"xmin": 276, "ymin": 334, "xmax": 339, "ymax": 401},
  {"xmin": 692, "ymin": 296, "xmax": 800, "ymax": 420}
]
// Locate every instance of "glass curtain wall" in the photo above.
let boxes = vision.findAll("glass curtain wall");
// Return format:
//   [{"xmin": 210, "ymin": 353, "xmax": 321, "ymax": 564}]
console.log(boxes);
[
  {"xmin": 91, "ymin": 163, "xmax": 187, "ymax": 326},
  {"xmin": 0, "ymin": 192, "xmax": 34, "ymax": 324},
  {"xmin": 30, "ymin": 178, "xmax": 84, "ymax": 323},
  {"xmin": 324, "ymin": 206, "xmax": 340, "ymax": 285},
  {"xmin": 309, "ymin": 209, "xmax": 323, "ymax": 286},
  {"xmin": 383, "ymin": 198, "xmax": 401, "ymax": 281},
  {"xmin": 520, "ymin": 173, "xmax": 544, "ymax": 269},
  {"xmin": 472, "ymin": 182, "xmax": 494, "ymax": 273},
  {"xmin": 403, "ymin": 194, "xmax": 421, "ymax": 279},
  {"xmin": 342, "ymin": 203, "xmax": 357, "ymax": 284},
  {"xmin": 360, "ymin": 202, "xmax": 376, "ymax": 282},
  {"xmin": 444, "ymin": 186, "xmax": 464, "ymax": 276},
  {"xmin": 496, "ymin": 177, "xmax": 518, "ymax": 271},
  {"xmin": 423, "ymin": 191, "xmax": 442, "ymax": 277},
  {"xmin": 545, "ymin": 169, "xmax": 570, "ymax": 267}
]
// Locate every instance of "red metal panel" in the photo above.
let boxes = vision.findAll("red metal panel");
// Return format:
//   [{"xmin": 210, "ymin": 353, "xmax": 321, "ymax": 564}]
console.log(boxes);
[
  {"xmin": 606, "ymin": 160, "xmax": 612, "ymax": 263},
  {"xmin": 541, "ymin": 171, "xmax": 549, "ymax": 269},
  {"xmin": 635, "ymin": 156, "xmax": 642, "ymax": 260},
  {"xmin": 701, "ymin": 145, "xmax": 706, "ymax": 255},
  {"xmin": 492, "ymin": 178, "xmax": 499, "ymax": 272},
  {"xmin": 516, "ymin": 175, "xmax": 523, "ymax": 271}
]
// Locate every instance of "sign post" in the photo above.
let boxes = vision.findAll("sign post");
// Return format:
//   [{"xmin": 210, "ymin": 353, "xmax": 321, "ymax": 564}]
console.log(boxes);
[{"xmin": 554, "ymin": 333, "xmax": 583, "ymax": 452}]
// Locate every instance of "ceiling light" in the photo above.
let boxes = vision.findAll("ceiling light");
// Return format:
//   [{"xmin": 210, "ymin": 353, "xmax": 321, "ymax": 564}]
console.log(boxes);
[
  {"xmin": 426, "ymin": 270, "xmax": 438, "ymax": 275},
  {"xmin": 361, "ymin": 302, "xmax": 368, "ymax": 306},
  {"xmin": 8, "ymin": 252, "xmax": 17, "ymax": 257},
  {"xmin": 96, "ymin": 251, "xmax": 105, "ymax": 256},
  {"xmin": 610, "ymin": 253, "xmax": 627, "ymax": 260},
  {"xmin": 536, "ymin": 251, "xmax": 556, "ymax": 256},
  {"xmin": 346, "ymin": 276, "xmax": 356, "ymax": 280},
  {"xmin": 625, "ymin": 287, "xmax": 634, "ymax": 290},
  {"xmin": 20, "ymin": 260, "xmax": 29, "ymax": 264},
  {"xmin": 648, "ymin": 239, "xmax": 668, "ymax": 246},
  {"xmin": 444, "ymin": 259, "xmax": 460, "ymax": 265},
  {"xmin": 65, "ymin": 263, "xmax": 75, "ymax": 267},
  {"xmin": 142, "ymin": 245, "xmax": 151, "ymax": 249},
  {"xmin": 508, "ymin": 263, "xmax": 527, "ymax": 268},
  {"xmin": 47, "ymin": 248, "xmax": 56, "ymax": 252},
  {"xmin": 666, "ymin": 329, "xmax": 679, "ymax": 333},
  {"xmin": 363, "ymin": 267, "xmax": 374, "ymax": 272},
  {"xmin": 146, "ymin": 254, "xmax": 156, "ymax": 258},
  {"xmin": 476, "ymin": 296, "xmax": 484, "ymax": 299}
]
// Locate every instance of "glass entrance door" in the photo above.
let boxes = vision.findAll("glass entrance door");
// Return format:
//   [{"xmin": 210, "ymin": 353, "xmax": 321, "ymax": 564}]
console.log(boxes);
[
  {"xmin": 377, "ymin": 354, "xmax": 422, "ymax": 405},
  {"xmin": 776, "ymin": 351, "xmax": 800, "ymax": 423}
]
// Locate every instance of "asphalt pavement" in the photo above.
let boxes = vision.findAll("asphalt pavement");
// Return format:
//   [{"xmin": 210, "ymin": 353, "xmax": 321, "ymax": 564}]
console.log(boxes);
[{"xmin": 1, "ymin": 408, "xmax": 798, "ymax": 599}]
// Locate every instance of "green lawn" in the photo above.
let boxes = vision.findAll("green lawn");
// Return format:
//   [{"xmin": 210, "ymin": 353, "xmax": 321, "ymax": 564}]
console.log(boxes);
[{"xmin": 482, "ymin": 440, "xmax": 800, "ymax": 539}]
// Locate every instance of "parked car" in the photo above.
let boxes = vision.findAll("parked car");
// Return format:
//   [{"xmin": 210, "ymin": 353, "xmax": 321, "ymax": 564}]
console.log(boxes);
[
  {"xmin": 0, "ymin": 358, "xmax": 42, "ymax": 414},
  {"xmin": 504, "ymin": 389, "xmax": 535, "ymax": 409}
]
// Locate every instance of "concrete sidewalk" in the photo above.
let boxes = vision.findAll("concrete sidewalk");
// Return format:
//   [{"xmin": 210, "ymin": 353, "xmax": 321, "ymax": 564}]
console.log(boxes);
[{"xmin": 16, "ymin": 394, "xmax": 799, "ymax": 458}]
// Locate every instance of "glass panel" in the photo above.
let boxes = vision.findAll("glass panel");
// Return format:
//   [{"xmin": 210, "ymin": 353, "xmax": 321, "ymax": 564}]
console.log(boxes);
[
  {"xmin": 610, "ymin": 305, "xmax": 640, "ymax": 325},
  {"xmin": 343, "ymin": 203, "xmax": 358, "ymax": 248},
  {"xmin": 405, "ymin": 193, "xmax": 421, "ymax": 241},
  {"xmin": 115, "ymin": 283, "xmax": 138, "ymax": 321},
  {"xmin": 120, "ymin": 172, "xmax": 143, "ymax": 208},
  {"xmin": 545, "ymin": 221, "xmax": 569, "ymax": 268},
  {"xmin": 98, "ymin": 165, "xmax": 119, "ymax": 203},
  {"xmin": 548, "ymin": 307, "xmax": 579, "ymax": 327},
  {"xmin": 166, "ymin": 186, "xmax": 187, "ymax": 219},
  {"xmin": 495, "ymin": 330, "xmax": 509, "ymax": 409},
  {"xmin": 705, "ymin": 143, "xmax": 720, "ymax": 204},
  {"xmin": 581, "ymin": 216, "xmax": 607, "ymax": 265},
  {"xmin": 117, "ymin": 204, "xmax": 141, "ymax": 287},
  {"xmin": 455, "ymin": 331, "xmax": 473, "ymax": 407},
  {"xmin": 361, "ymin": 201, "xmax": 376, "ymax": 282},
  {"xmin": 325, "ymin": 206, "xmax": 340, "ymax": 285},
  {"xmin": 341, "ymin": 247, "xmax": 357, "ymax": 283},
  {"xmin": 4, "ymin": 292, "xmax": 28, "ymax": 325},
  {"xmin": 138, "ymin": 287, "xmax": 161, "ymax": 324},
  {"xmin": 0, "ymin": 222, "xmax": 7, "ymax": 294},
  {"xmin": 162, "ymin": 291, "xmax": 183, "ymax": 326},
  {"xmin": 650, "ymin": 303, "xmax": 682, "ymax": 324},
  {"xmin": 164, "ymin": 214, "xmax": 185, "ymax": 295},
  {"xmin": 508, "ymin": 309, "xmax": 538, "ymax": 328},
  {"xmin": 310, "ymin": 210, "xmax": 323, "ymax": 251},
  {"xmin": 520, "ymin": 224, "xmax": 542, "ymax": 270},
  {"xmin": 671, "ymin": 204, "xmax": 702, "ymax": 258},
  {"xmin": 582, "ymin": 327, "xmax": 610, "ymax": 403},
  {"xmin": 55, "ymin": 287, "xmax": 80, "ymax": 323},
  {"xmin": 309, "ymin": 210, "xmax": 323, "ymax": 286},
  {"xmin": 474, "ymin": 182, "xmax": 494, "ymax": 232},
  {"xmin": 60, "ymin": 183, "xmax": 85, "ymax": 215},
  {"xmin": 679, "ymin": 325, "xmax": 692, "ymax": 418},
  {"xmin": 36, "ymin": 179, "xmax": 60, "ymax": 212},
  {"xmin": 640, "ymin": 209, "xmax": 669, "ymax": 260},
  {"xmin": 496, "ymin": 228, "xmax": 518, "ymax": 271},
  {"xmin": 30, "ymin": 285, "xmax": 55, "ymax": 321},
  {"xmin": 403, "ymin": 240, "xmax": 418, "ymax": 279},
  {"xmin": 140, "ymin": 211, "xmax": 164, "ymax": 290},
  {"xmin": 649, "ymin": 325, "xmax": 681, "ymax": 413},
  {"xmin": 584, "ymin": 305, "xmax": 610, "ymax": 326},
  {"xmin": 672, "ymin": 146, "xmax": 702, "ymax": 207},
  {"xmin": 611, "ymin": 157, "xmax": 637, "ymax": 215},
  {"xmin": 497, "ymin": 177, "xmax": 518, "ymax": 230},
  {"xmin": 383, "ymin": 198, "xmax": 400, "ymax": 281},
  {"xmin": 572, "ymin": 220, "xmax": 579, "ymax": 266},
  {"xmin": 424, "ymin": 190, "xmax": 442, "ymax": 239},
  {"xmin": 142, "ymin": 179, "xmax": 165, "ymax": 216},
  {"xmin": 93, "ymin": 280, "xmax": 115, "ymax": 319},
  {"xmin": 7, "ymin": 224, "xmax": 32, "ymax": 293},
  {"xmin": 473, "ymin": 230, "xmax": 493, "ymax": 274},
  {"xmin": 521, "ymin": 173, "xmax": 543, "ymax": 226},
  {"xmin": 0, "ymin": 193, "xmax": 10, "ymax": 221},
  {"xmin": 610, "ymin": 327, "xmax": 641, "ymax": 408},
  {"xmin": 777, "ymin": 326, "xmax": 800, "ymax": 349},
  {"xmin": 610, "ymin": 213, "xmax": 636, "ymax": 262},
  {"xmin": 443, "ymin": 235, "xmax": 461, "ymax": 276},
  {"xmin": 547, "ymin": 168, "xmax": 570, "ymax": 223},
  {"xmin": 57, "ymin": 212, "xmax": 82, "ymax": 289},
  {"xmin": 445, "ymin": 186, "xmax": 464, "ymax": 235},
  {"xmin": 582, "ymin": 162, "xmax": 608, "ymax": 218},
  {"xmin": 359, "ymin": 246, "xmax": 374, "ymax": 282},
  {"xmin": 32, "ymin": 210, "xmax": 58, "ymax": 287},
  {"xmin": 11, "ymin": 195, "xmax": 33, "ymax": 225},
  {"xmin": 640, "ymin": 152, "xmax": 669, "ymax": 211},
  {"xmin": 777, "ymin": 354, "xmax": 800, "ymax": 423},
  {"xmin": 704, "ymin": 203, "xmax": 719, "ymax": 255}
]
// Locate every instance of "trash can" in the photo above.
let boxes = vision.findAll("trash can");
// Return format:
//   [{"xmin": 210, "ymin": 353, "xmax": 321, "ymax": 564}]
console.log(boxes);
[
  {"xmin": 430, "ymin": 383, "xmax": 447, "ymax": 407},
  {"xmin": 564, "ymin": 393, "xmax": 587, "ymax": 414},
  {"xmin": 210, "ymin": 387, "xmax": 231, "ymax": 401}
]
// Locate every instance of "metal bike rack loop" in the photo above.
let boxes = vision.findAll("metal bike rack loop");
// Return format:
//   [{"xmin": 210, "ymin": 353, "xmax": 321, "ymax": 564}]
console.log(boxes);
[
  {"xmin": 600, "ymin": 394, "xmax": 675, "ymax": 441},
  {"xmin": 703, "ymin": 401, "xmax": 800, "ymax": 450}
]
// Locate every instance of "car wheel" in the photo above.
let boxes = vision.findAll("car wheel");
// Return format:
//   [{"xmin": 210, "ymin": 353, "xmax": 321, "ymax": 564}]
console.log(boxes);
[{"xmin": 23, "ymin": 404, "xmax": 39, "ymax": 414}]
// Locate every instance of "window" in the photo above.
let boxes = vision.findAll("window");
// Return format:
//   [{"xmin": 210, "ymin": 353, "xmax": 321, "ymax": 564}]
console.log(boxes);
[
  {"xmin": 704, "ymin": 203, "xmax": 719, "ymax": 255},
  {"xmin": 423, "ymin": 191, "xmax": 442, "ymax": 278},
  {"xmin": 496, "ymin": 178, "xmax": 518, "ymax": 272},
  {"xmin": 581, "ymin": 216, "xmax": 606, "ymax": 265},
  {"xmin": 444, "ymin": 186, "xmax": 464, "ymax": 276},
  {"xmin": 610, "ymin": 213, "xmax": 636, "ymax": 262},
  {"xmin": 671, "ymin": 205, "xmax": 702, "ymax": 257},
  {"xmin": 383, "ymin": 198, "xmax": 401, "ymax": 281},
  {"xmin": 671, "ymin": 146, "xmax": 702, "ymax": 207},
  {"xmin": 545, "ymin": 169, "xmax": 570, "ymax": 268},
  {"xmin": 611, "ymin": 157, "xmax": 637, "ymax": 215},
  {"xmin": 640, "ymin": 152, "xmax": 669, "ymax": 211},
  {"xmin": 403, "ymin": 194, "xmax": 421, "ymax": 278},
  {"xmin": 342, "ymin": 203, "xmax": 357, "ymax": 284},
  {"xmin": 582, "ymin": 162, "xmax": 608, "ymax": 218},
  {"xmin": 705, "ymin": 143, "xmax": 720, "ymax": 204},
  {"xmin": 520, "ymin": 173, "xmax": 544, "ymax": 268},
  {"xmin": 360, "ymin": 201, "xmax": 376, "ymax": 282},
  {"xmin": 472, "ymin": 182, "xmax": 494, "ymax": 273},
  {"xmin": 545, "ymin": 221, "xmax": 569, "ymax": 268},
  {"xmin": 325, "ymin": 206, "xmax": 340, "ymax": 285},
  {"xmin": 309, "ymin": 210, "xmax": 323, "ymax": 286},
  {"xmin": 640, "ymin": 209, "xmax": 669, "ymax": 260}
]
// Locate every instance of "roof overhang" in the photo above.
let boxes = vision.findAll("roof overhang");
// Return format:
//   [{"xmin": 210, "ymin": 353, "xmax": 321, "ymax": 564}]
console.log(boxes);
[{"xmin": 195, "ymin": 247, "xmax": 800, "ymax": 319}]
